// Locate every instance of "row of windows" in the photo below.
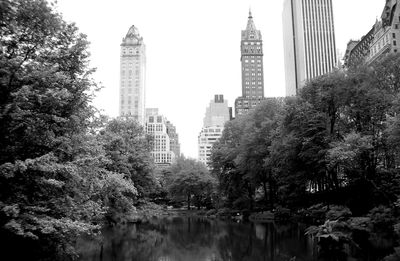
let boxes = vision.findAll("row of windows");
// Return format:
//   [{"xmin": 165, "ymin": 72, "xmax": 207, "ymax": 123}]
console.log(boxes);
[
  {"xmin": 202, "ymin": 128, "xmax": 222, "ymax": 133},
  {"xmin": 245, "ymin": 86, "xmax": 263, "ymax": 90},
  {"xmin": 151, "ymin": 152, "xmax": 173, "ymax": 164},
  {"xmin": 121, "ymin": 61, "xmax": 139, "ymax": 65},
  {"xmin": 120, "ymin": 99, "xmax": 139, "ymax": 106},
  {"xmin": 200, "ymin": 133, "xmax": 222, "ymax": 137},
  {"xmin": 121, "ymin": 70, "xmax": 140, "ymax": 76},
  {"xmin": 146, "ymin": 124, "xmax": 164, "ymax": 132},
  {"xmin": 244, "ymin": 68, "xmax": 262, "ymax": 73},
  {"xmin": 121, "ymin": 80, "xmax": 139, "ymax": 87},
  {"xmin": 243, "ymin": 42, "xmax": 261, "ymax": 45},
  {"xmin": 245, "ymin": 72, "xmax": 262, "ymax": 76},
  {"xmin": 244, "ymin": 59, "xmax": 262, "ymax": 63},
  {"xmin": 244, "ymin": 80, "xmax": 263, "ymax": 84},
  {"xmin": 121, "ymin": 106, "xmax": 139, "ymax": 112},
  {"xmin": 148, "ymin": 116, "xmax": 163, "ymax": 123},
  {"xmin": 122, "ymin": 48, "xmax": 140, "ymax": 55},
  {"xmin": 371, "ymin": 32, "xmax": 397, "ymax": 58},
  {"xmin": 242, "ymin": 48, "xmax": 262, "ymax": 54},
  {"xmin": 236, "ymin": 99, "xmax": 263, "ymax": 106},
  {"xmin": 120, "ymin": 112, "xmax": 139, "ymax": 118},
  {"xmin": 121, "ymin": 88, "xmax": 139, "ymax": 94}
]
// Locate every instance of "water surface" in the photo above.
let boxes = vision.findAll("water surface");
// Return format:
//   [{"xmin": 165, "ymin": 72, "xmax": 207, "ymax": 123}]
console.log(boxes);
[{"xmin": 77, "ymin": 216, "xmax": 317, "ymax": 261}]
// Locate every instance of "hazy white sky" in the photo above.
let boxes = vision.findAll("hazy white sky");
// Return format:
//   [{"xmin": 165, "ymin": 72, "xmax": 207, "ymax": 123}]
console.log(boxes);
[{"xmin": 56, "ymin": 0, "xmax": 384, "ymax": 158}]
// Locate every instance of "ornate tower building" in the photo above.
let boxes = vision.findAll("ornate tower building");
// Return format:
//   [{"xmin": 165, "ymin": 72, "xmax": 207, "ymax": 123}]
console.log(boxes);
[
  {"xmin": 119, "ymin": 25, "xmax": 146, "ymax": 125},
  {"xmin": 235, "ymin": 11, "xmax": 265, "ymax": 117}
]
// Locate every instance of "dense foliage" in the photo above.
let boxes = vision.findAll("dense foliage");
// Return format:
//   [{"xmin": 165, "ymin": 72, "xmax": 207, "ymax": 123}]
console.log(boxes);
[
  {"xmin": 210, "ymin": 53, "xmax": 400, "ymax": 258},
  {"xmin": 211, "ymin": 54, "xmax": 400, "ymax": 212},
  {"xmin": 166, "ymin": 156, "xmax": 217, "ymax": 210},
  {"xmin": 0, "ymin": 1, "xmax": 154, "ymax": 260}
]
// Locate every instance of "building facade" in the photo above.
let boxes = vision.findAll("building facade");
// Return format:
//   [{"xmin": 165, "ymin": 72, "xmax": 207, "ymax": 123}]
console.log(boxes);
[
  {"xmin": 198, "ymin": 126, "xmax": 225, "ymax": 167},
  {"xmin": 166, "ymin": 120, "xmax": 180, "ymax": 158},
  {"xmin": 343, "ymin": 0, "xmax": 400, "ymax": 67},
  {"xmin": 198, "ymin": 95, "xmax": 230, "ymax": 166},
  {"xmin": 283, "ymin": 0, "xmax": 337, "ymax": 96},
  {"xmin": 343, "ymin": 27, "xmax": 374, "ymax": 67},
  {"xmin": 145, "ymin": 109, "xmax": 178, "ymax": 167},
  {"xmin": 234, "ymin": 11, "xmax": 265, "ymax": 117},
  {"xmin": 369, "ymin": 0, "xmax": 400, "ymax": 63},
  {"xmin": 119, "ymin": 25, "xmax": 146, "ymax": 125}
]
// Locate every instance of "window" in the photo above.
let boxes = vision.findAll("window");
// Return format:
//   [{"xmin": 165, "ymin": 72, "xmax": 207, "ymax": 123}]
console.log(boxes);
[
  {"xmin": 393, "ymin": 33, "xmax": 396, "ymax": 39},
  {"xmin": 394, "ymin": 40, "xmax": 397, "ymax": 46},
  {"xmin": 396, "ymin": 24, "xmax": 399, "ymax": 29}
]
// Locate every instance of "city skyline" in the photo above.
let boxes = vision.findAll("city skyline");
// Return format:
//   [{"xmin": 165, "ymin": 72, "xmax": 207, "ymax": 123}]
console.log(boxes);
[{"xmin": 56, "ymin": 0, "xmax": 384, "ymax": 158}]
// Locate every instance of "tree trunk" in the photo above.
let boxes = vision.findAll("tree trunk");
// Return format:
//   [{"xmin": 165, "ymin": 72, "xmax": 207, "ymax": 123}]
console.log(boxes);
[
  {"xmin": 247, "ymin": 182, "xmax": 254, "ymax": 210},
  {"xmin": 262, "ymin": 181, "xmax": 268, "ymax": 209},
  {"xmin": 187, "ymin": 193, "xmax": 191, "ymax": 210},
  {"xmin": 269, "ymin": 179, "xmax": 274, "ymax": 210}
]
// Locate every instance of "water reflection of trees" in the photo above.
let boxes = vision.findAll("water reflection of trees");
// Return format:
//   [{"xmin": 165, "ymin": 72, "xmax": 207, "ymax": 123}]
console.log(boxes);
[{"xmin": 78, "ymin": 218, "xmax": 316, "ymax": 261}]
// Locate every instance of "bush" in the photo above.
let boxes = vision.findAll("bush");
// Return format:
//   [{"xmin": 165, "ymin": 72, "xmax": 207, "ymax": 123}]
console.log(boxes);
[
  {"xmin": 326, "ymin": 205, "xmax": 352, "ymax": 221},
  {"xmin": 206, "ymin": 209, "xmax": 217, "ymax": 216}
]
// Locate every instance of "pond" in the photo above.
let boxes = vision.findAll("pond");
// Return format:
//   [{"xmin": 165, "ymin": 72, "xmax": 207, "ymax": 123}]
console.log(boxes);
[{"xmin": 77, "ymin": 216, "xmax": 318, "ymax": 261}]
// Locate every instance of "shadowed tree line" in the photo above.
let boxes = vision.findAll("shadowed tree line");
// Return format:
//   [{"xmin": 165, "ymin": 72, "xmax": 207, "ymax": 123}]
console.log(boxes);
[
  {"xmin": 211, "ymin": 53, "xmax": 400, "ymax": 212},
  {"xmin": 210, "ymin": 53, "xmax": 400, "ymax": 259},
  {"xmin": 0, "ymin": 0, "xmax": 157, "ymax": 260}
]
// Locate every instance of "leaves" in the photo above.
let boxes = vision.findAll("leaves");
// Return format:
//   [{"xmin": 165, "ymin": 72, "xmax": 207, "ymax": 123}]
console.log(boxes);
[{"xmin": 167, "ymin": 157, "xmax": 216, "ymax": 209}]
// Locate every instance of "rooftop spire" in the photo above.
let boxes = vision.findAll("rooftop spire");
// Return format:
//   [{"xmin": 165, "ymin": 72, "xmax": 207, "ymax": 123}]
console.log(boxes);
[{"xmin": 242, "ymin": 9, "xmax": 262, "ymax": 40}]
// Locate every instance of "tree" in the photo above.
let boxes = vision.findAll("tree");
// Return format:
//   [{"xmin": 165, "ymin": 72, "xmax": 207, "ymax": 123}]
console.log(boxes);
[
  {"xmin": 99, "ymin": 118, "xmax": 156, "ymax": 197},
  {"xmin": 210, "ymin": 99, "xmax": 285, "ymax": 210},
  {"xmin": 0, "ymin": 1, "xmax": 142, "ymax": 259},
  {"xmin": 0, "ymin": 0, "xmax": 97, "ymax": 164},
  {"xmin": 168, "ymin": 157, "xmax": 216, "ymax": 210},
  {"xmin": 210, "ymin": 117, "xmax": 250, "ymax": 209}
]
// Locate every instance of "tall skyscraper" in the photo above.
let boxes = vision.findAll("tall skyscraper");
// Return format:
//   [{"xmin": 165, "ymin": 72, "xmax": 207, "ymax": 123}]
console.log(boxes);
[
  {"xmin": 283, "ymin": 0, "xmax": 337, "ymax": 96},
  {"xmin": 198, "ymin": 95, "xmax": 230, "ymax": 167},
  {"xmin": 119, "ymin": 25, "xmax": 146, "ymax": 125},
  {"xmin": 234, "ymin": 11, "xmax": 265, "ymax": 117}
]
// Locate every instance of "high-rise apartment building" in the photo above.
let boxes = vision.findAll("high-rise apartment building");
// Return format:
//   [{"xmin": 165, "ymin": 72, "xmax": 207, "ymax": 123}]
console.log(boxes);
[
  {"xmin": 235, "ymin": 11, "xmax": 265, "ymax": 117},
  {"xmin": 343, "ymin": 0, "xmax": 400, "ymax": 67},
  {"xmin": 119, "ymin": 25, "xmax": 146, "ymax": 125},
  {"xmin": 198, "ymin": 95, "xmax": 230, "ymax": 166},
  {"xmin": 203, "ymin": 95, "xmax": 231, "ymax": 127},
  {"xmin": 166, "ymin": 120, "xmax": 180, "ymax": 158},
  {"xmin": 283, "ymin": 0, "xmax": 337, "ymax": 96},
  {"xmin": 145, "ymin": 109, "xmax": 178, "ymax": 167},
  {"xmin": 369, "ymin": 0, "xmax": 400, "ymax": 63}
]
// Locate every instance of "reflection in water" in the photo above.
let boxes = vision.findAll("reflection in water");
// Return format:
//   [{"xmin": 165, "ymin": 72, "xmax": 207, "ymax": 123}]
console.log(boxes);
[{"xmin": 77, "ymin": 217, "xmax": 317, "ymax": 261}]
